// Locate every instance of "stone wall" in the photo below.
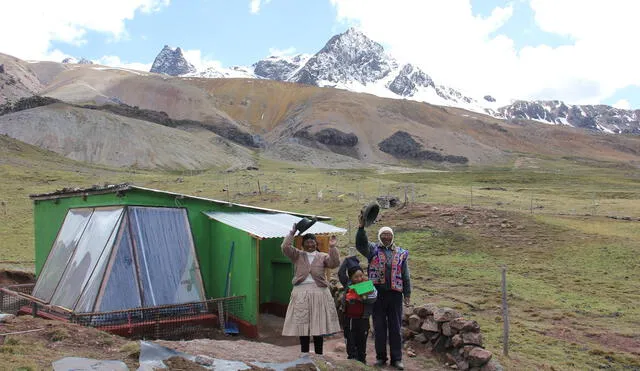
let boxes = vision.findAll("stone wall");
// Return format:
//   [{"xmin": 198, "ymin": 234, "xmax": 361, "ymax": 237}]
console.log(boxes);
[
  {"xmin": 403, "ymin": 304, "xmax": 501, "ymax": 370},
  {"xmin": 330, "ymin": 281, "xmax": 502, "ymax": 371}
]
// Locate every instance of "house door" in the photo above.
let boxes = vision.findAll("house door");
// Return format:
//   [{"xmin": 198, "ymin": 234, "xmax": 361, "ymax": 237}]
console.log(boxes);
[{"xmin": 271, "ymin": 262, "xmax": 293, "ymax": 304}]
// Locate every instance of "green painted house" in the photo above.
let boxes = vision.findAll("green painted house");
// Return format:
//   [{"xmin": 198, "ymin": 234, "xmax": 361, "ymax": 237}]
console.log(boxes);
[{"xmin": 29, "ymin": 183, "xmax": 345, "ymax": 337}]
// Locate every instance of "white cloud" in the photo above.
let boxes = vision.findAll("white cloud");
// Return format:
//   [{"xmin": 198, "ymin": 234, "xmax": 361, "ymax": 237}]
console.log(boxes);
[
  {"xmin": 268, "ymin": 47, "xmax": 297, "ymax": 57},
  {"xmin": 250, "ymin": 0, "xmax": 272, "ymax": 14},
  {"xmin": 0, "ymin": 0, "xmax": 170, "ymax": 61},
  {"xmin": 182, "ymin": 49, "xmax": 223, "ymax": 70},
  {"xmin": 329, "ymin": 0, "xmax": 640, "ymax": 105},
  {"xmin": 612, "ymin": 99, "xmax": 630, "ymax": 110},
  {"xmin": 96, "ymin": 48, "xmax": 223, "ymax": 73},
  {"xmin": 95, "ymin": 55, "xmax": 152, "ymax": 72}
]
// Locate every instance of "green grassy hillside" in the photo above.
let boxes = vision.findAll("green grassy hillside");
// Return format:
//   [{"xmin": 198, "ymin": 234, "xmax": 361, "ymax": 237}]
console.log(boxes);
[{"xmin": 1, "ymin": 135, "xmax": 639, "ymax": 370}]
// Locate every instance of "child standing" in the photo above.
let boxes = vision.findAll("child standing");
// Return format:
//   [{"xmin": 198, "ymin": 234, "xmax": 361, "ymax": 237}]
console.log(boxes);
[{"xmin": 338, "ymin": 256, "xmax": 377, "ymax": 364}]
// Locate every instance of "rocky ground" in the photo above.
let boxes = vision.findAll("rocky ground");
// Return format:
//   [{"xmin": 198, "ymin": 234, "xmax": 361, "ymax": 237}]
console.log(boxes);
[{"xmin": 0, "ymin": 313, "xmax": 447, "ymax": 370}]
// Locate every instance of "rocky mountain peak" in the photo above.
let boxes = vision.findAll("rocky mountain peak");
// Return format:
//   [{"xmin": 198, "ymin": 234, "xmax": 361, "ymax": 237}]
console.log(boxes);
[
  {"xmin": 150, "ymin": 45, "xmax": 196, "ymax": 76},
  {"xmin": 387, "ymin": 63, "xmax": 435, "ymax": 97},
  {"xmin": 253, "ymin": 54, "xmax": 310, "ymax": 81},
  {"xmin": 495, "ymin": 100, "xmax": 640, "ymax": 134},
  {"xmin": 291, "ymin": 27, "xmax": 397, "ymax": 86}
]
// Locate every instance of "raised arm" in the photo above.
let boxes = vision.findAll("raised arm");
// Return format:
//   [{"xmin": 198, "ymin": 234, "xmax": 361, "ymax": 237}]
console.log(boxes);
[
  {"xmin": 325, "ymin": 235, "xmax": 340, "ymax": 269},
  {"xmin": 281, "ymin": 223, "xmax": 301, "ymax": 262},
  {"xmin": 355, "ymin": 211, "xmax": 375, "ymax": 259}
]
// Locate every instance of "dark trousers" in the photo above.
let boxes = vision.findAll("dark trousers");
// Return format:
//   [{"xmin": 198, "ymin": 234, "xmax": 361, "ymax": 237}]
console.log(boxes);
[
  {"xmin": 300, "ymin": 336, "xmax": 324, "ymax": 354},
  {"xmin": 344, "ymin": 316, "xmax": 370, "ymax": 364},
  {"xmin": 372, "ymin": 290, "xmax": 403, "ymax": 362}
]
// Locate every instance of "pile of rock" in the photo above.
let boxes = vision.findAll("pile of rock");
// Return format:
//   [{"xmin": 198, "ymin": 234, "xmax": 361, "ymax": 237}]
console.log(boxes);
[
  {"xmin": 329, "ymin": 279, "xmax": 500, "ymax": 370},
  {"xmin": 404, "ymin": 304, "xmax": 499, "ymax": 370}
]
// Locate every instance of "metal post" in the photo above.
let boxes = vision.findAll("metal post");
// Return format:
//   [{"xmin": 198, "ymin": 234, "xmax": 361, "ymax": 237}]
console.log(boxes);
[
  {"xmin": 502, "ymin": 266, "xmax": 509, "ymax": 357},
  {"xmin": 530, "ymin": 193, "xmax": 534, "ymax": 214}
]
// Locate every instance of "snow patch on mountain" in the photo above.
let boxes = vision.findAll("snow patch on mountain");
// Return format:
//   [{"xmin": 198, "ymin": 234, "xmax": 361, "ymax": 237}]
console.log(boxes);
[{"xmin": 186, "ymin": 65, "xmax": 256, "ymax": 79}]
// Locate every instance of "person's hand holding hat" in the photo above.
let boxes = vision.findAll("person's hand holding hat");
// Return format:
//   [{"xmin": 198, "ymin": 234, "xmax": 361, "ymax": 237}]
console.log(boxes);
[
  {"xmin": 289, "ymin": 223, "xmax": 297, "ymax": 236},
  {"xmin": 358, "ymin": 210, "xmax": 365, "ymax": 228}
]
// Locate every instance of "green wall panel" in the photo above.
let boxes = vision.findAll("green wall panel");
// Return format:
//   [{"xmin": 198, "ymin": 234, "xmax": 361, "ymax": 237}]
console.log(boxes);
[
  {"xmin": 209, "ymin": 222, "xmax": 257, "ymax": 324},
  {"xmin": 258, "ymin": 238, "xmax": 293, "ymax": 305}
]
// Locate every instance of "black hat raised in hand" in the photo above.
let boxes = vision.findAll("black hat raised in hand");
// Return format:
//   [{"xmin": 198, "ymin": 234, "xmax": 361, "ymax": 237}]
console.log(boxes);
[
  {"xmin": 296, "ymin": 216, "xmax": 317, "ymax": 235},
  {"xmin": 361, "ymin": 201, "xmax": 380, "ymax": 227}
]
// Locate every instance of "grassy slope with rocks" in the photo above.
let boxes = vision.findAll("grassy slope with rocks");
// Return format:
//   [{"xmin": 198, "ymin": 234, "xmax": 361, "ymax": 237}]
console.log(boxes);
[{"xmin": 1, "ymin": 135, "xmax": 639, "ymax": 370}]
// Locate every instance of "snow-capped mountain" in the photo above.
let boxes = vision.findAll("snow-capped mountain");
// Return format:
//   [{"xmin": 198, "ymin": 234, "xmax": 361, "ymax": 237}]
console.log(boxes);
[
  {"xmin": 494, "ymin": 100, "xmax": 640, "ymax": 134},
  {"xmin": 253, "ymin": 54, "xmax": 310, "ymax": 81},
  {"xmin": 147, "ymin": 28, "xmax": 638, "ymax": 134},
  {"xmin": 147, "ymin": 29, "xmax": 494, "ymax": 112},
  {"xmin": 61, "ymin": 57, "xmax": 93, "ymax": 64},
  {"xmin": 150, "ymin": 45, "xmax": 196, "ymax": 76},
  {"xmin": 291, "ymin": 28, "xmax": 397, "ymax": 86},
  {"xmin": 386, "ymin": 63, "xmax": 434, "ymax": 96}
]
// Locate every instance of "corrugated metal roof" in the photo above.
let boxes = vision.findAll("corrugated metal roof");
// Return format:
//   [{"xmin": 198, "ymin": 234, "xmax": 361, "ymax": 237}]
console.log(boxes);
[{"xmin": 203, "ymin": 212, "xmax": 346, "ymax": 239}]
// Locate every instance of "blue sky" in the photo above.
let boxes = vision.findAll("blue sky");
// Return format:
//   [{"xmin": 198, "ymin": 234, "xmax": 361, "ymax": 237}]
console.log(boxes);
[
  {"xmin": 50, "ymin": 0, "xmax": 341, "ymax": 68},
  {"xmin": 1, "ymin": 0, "xmax": 639, "ymax": 109}
]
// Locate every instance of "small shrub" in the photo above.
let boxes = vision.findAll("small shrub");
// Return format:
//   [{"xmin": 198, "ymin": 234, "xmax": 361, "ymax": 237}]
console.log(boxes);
[
  {"xmin": 120, "ymin": 342, "xmax": 140, "ymax": 359},
  {"xmin": 4, "ymin": 337, "xmax": 19, "ymax": 345},
  {"xmin": 47, "ymin": 328, "xmax": 69, "ymax": 342}
]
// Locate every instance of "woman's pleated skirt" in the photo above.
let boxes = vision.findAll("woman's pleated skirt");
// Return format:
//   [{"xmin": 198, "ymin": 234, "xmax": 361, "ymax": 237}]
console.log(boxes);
[{"xmin": 282, "ymin": 283, "xmax": 341, "ymax": 336}]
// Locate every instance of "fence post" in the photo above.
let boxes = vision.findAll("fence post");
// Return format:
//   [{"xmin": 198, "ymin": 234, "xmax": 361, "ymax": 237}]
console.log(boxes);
[
  {"xmin": 501, "ymin": 266, "xmax": 509, "ymax": 357},
  {"xmin": 530, "ymin": 193, "xmax": 534, "ymax": 214},
  {"xmin": 404, "ymin": 185, "xmax": 408, "ymax": 206}
]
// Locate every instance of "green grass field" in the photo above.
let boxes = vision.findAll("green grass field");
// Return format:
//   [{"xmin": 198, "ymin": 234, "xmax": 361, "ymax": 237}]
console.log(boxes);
[{"xmin": 1, "ymin": 139, "xmax": 639, "ymax": 370}]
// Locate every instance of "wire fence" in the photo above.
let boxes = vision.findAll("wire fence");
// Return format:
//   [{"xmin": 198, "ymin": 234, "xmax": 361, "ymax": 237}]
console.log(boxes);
[
  {"xmin": 212, "ymin": 175, "xmax": 640, "ymax": 219},
  {"xmin": 0, "ymin": 284, "xmax": 245, "ymax": 340},
  {"xmin": 0, "ymin": 284, "xmax": 33, "ymax": 314}
]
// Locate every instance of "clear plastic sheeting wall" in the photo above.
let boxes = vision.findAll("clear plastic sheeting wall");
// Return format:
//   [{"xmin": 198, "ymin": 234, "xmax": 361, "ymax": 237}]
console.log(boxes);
[
  {"xmin": 30, "ymin": 205, "xmax": 205, "ymax": 314},
  {"xmin": 96, "ymin": 219, "xmax": 142, "ymax": 312},
  {"xmin": 49, "ymin": 207, "xmax": 124, "ymax": 310},
  {"xmin": 129, "ymin": 207, "xmax": 205, "ymax": 307},
  {"xmin": 31, "ymin": 208, "xmax": 93, "ymax": 302}
]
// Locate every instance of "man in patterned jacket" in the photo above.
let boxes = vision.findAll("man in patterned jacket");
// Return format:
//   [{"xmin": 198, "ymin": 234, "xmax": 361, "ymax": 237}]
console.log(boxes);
[{"xmin": 356, "ymin": 212, "xmax": 411, "ymax": 370}]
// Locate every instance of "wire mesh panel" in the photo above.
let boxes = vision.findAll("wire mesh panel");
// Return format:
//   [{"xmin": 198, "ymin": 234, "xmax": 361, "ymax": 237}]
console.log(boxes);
[
  {"xmin": 70, "ymin": 296, "xmax": 245, "ymax": 340},
  {"xmin": 0, "ymin": 284, "xmax": 34, "ymax": 314},
  {"xmin": 0, "ymin": 286, "xmax": 246, "ymax": 340}
]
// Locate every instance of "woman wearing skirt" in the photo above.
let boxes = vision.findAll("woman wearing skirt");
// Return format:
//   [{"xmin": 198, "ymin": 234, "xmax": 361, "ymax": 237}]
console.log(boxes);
[{"xmin": 281, "ymin": 224, "xmax": 341, "ymax": 356}]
